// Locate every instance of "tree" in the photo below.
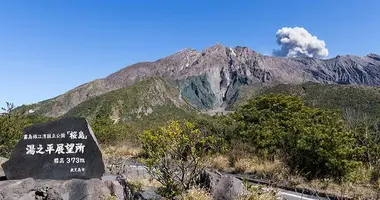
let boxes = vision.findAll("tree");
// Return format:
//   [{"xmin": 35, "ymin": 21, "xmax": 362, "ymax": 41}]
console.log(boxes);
[
  {"xmin": 0, "ymin": 102, "xmax": 54, "ymax": 157},
  {"xmin": 0, "ymin": 102, "xmax": 26, "ymax": 157},
  {"xmin": 352, "ymin": 120, "xmax": 380, "ymax": 168},
  {"xmin": 139, "ymin": 121, "xmax": 219, "ymax": 198},
  {"xmin": 233, "ymin": 94, "xmax": 360, "ymax": 179}
]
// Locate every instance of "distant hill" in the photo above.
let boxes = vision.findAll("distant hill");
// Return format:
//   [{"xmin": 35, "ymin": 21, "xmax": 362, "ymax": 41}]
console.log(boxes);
[{"xmin": 18, "ymin": 44, "xmax": 380, "ymax": 119}]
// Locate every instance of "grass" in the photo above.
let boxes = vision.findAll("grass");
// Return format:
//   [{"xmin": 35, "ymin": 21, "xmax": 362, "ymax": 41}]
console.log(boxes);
[
  {"xmin": 204, "ymin": 154, "xmax": 231, "ymax": 172},
  {"xmin": 101, "ymin": 144, "xmax": 142, "ymax": 159},
  {"xmin": 233, "ymin": 157, "xmax": 284, "ymax": 179},
  {"xmin": 204, "ymin": 146, "xmax": 380, "ymax": 199},
  {"xmin": 297, "ymin": 179, "xmax": 378, "ymax": 199},
  {"xmin": 182, "ymin": 186, "xmax": 279, "ymax": 200},
  {"xmin": 101, "ymin": 142, "xmax": 143, "ymax": 176},
  {"xmin": 182, "ymin": 188, "xmax": 213, "ymax": 200},
  {"xmin": 235, "ymin": 186, "xmax": 278, "ymax": 200},
  {"xmin": 128, "ymin": 177, "xmax": 162, "ymax": 192}
]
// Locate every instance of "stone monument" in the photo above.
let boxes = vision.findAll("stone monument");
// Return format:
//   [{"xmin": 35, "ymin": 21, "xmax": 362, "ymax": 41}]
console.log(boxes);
[{"xmin": 1, "ymin": 117, "xmax": 105, "ymax": 180}]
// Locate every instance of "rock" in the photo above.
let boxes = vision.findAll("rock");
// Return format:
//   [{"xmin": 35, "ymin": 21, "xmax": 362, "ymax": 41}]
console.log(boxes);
[
  {"xmin": 124, "ymin": 164, "xmax": 150, "ymax": 180},
  {"xmin": 134, "ymin": 187, "xmax": 162, "ymax": 200},
  {"xmin": 0, "ymin": 176, "xmax": 131, "ymax": 200},
  {"xmin": 105, "ymin": 157, "xmax": 150, "ymax": 180},
  {"xmin": 122, "ymin": 158, "xmax": 150, "ymax": 181},
  {"xmin": 198, "ymin": 170, "xmax": 245, "ymax": 200},
  {"xmin": 2, "ymin": 117, "xmax": 105, "ymax": 180},
  {"xmin": 0, "ymin": 157, "xmax": 8, "ymax": 178}
]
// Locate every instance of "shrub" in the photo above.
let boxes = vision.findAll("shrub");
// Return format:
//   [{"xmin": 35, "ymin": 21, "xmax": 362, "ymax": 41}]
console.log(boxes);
[
  {"xmin": 139, "ymin": 120, "xmax": 219, "ymax": 198},
  {"xmin": 233, "ymin": 95, "xmax": 361, "ymax": 179},
  {"xmin": 0, "ymin": 102, "xmax": 52, "ymax": 157},
  {"xmin": 0, "ymin": 103, "xmax": 25, "ymax": 157},
  {"xmin": 194, "ymin": 115, "xmax": 237, "ymax": 149},
  {"xmin": 91, "ymin": 116, "xmax": 137, "ymax": 145}
]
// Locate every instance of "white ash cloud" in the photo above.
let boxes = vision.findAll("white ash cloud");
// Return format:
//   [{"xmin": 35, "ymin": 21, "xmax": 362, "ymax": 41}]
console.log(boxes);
[{"xmin": 273, "ymin": 27, "xmax": 328, "ymax": 58}]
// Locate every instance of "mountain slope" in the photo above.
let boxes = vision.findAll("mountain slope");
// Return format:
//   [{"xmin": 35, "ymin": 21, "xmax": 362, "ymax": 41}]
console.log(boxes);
[
  {"xmin": 62, "ymin": 78, "xmax": 200, "ymax": 129},
  {"xmin": 19, "ymin": 44, "xmax": 380, "ymax": 117}
]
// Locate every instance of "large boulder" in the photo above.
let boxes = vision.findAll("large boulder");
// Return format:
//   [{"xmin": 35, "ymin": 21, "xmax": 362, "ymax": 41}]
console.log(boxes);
[
  {"xmin": 0, "ymin": 176, "xmax": 132, "ymax": 200},
  {"xmin": 198, "ymin": 170, "xmax": 245, "ymax": 200}
]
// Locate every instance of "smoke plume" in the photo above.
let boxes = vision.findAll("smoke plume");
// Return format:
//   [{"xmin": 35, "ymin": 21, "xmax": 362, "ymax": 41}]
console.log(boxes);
[{"xmin": 273, "ymin": 27, "xmax": 328, "ymax": 58}]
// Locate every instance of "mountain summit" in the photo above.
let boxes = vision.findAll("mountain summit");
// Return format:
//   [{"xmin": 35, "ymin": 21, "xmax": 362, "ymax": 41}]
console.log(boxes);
[{"xmin": 21, "ymin": 44, "xmax": 380, "ymax": 117}]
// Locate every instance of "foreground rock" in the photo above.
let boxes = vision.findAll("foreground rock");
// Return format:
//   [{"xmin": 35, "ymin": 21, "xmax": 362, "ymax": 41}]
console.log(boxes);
[
  {"xmin": 0, "ymin": 157, "xmax": 8, "ymax": 178},
  {"xmin": 105, "ymin": 157, "xmax": 150, "ymax": 180},
  {"xmin": 105, "ymin": 157, "xmax": 245, "ymax": 200},
  {"xmin": 134, "ymin": 187, "xmax": 162, "ymax": 200},
  {"xmin": 0, "ymin": 176, "xmax": 132, "ymax": 200},
  {"xmin": 2, "ymin": 117, "xmax": 105, "ymax": 180},
  {"xmin": 198, "ymin": 170, "xmax": 245, "ymax": 200}
]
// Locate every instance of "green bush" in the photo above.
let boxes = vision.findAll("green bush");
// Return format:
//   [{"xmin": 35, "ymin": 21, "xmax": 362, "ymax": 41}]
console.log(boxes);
[
  {"xmin": 90, "ymin": 115, "xmax": 137, "ymax": 145},
  {"xmin": 139, "ymin": 120, "xmax": 219, "ymax": 198},
  {"xmin": 194, "ymin": 115, "xmax": 236, "ymax": 150},
  {"xmin": 0, "ymin": 103, "xmax": 25, "ymax": 157},
  {"xmin": 0, "ymin": 102, "xmax": 52, "ymax": 157},
  {"xmin": 233, "ymin": 94, "xmax": 360, "ymax": 179}
]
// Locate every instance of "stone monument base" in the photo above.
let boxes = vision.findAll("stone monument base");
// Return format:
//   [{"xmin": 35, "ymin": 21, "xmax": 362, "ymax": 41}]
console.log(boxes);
[{"xmin": 0, "ymin": 176, "xmax": 132, "ymax": 200}]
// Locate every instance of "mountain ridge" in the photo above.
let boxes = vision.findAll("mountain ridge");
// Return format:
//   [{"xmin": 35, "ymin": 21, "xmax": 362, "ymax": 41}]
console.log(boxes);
[{"xmin": 19, "ymin": 44, "xmax": 380, "ymax": 117}]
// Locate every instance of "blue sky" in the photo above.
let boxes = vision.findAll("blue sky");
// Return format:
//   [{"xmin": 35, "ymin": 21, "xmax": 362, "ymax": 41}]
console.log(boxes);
[{"xmin": 1, "ymin": 0, "xmax": 380, "ymax": 106}]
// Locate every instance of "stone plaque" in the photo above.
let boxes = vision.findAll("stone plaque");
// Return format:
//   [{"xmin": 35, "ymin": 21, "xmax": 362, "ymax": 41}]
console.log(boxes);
[{"xmin": 1, "ymin": 117, "xmax": 105, "ymax": 180}]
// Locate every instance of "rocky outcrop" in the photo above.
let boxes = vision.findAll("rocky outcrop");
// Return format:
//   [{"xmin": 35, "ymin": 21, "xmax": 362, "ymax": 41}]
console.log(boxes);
[
  {"xmin": 20, "ymin": 44, "xmax": 380, "ymax": 117},
  {"xmin": 0, "ymin": 176, "xmax": 132, "ymax": 200}
]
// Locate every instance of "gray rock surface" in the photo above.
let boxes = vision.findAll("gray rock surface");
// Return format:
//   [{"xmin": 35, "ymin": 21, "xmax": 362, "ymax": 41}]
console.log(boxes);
[
  {"xmin": 104, "ymin": 158, "xmax": 159, "ymax": 200},
  {"xmin": 105, "ymin": 157, "xmax": 150, "ymax": 180},
  {"xmin": 134, "ymin": 187, "xmax": 162, "ymax": 200},
  {"xmin": 22, "ymin": 44, "xmax": 380, "ymax": 117},
  {"xmin": 198, "ymin": 170, "xmax": 245, "ymax": 200},
  {"xmin": 0, "ymin": 157, "xmax": 8, "ymax": 178},
  {"xmin": 0, "ymin": 176, "xmax": 131, "ymax": 200}
]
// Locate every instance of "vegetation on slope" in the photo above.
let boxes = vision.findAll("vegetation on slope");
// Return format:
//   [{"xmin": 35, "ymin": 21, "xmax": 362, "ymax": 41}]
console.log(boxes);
[
  {"xmin": 233, "ymin": 94, "xmax": 360, "ymax": 179},
  {"xmin": 234, "ymin": 82, "xmax": 380, "ymax": 120},
  {"xmin": 64, "ymin": 78, "xmax": 204, "ymax": 131},
  {"xmin": 136, "ymin": 94, "xmax": 380, "ymax": 198}
]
